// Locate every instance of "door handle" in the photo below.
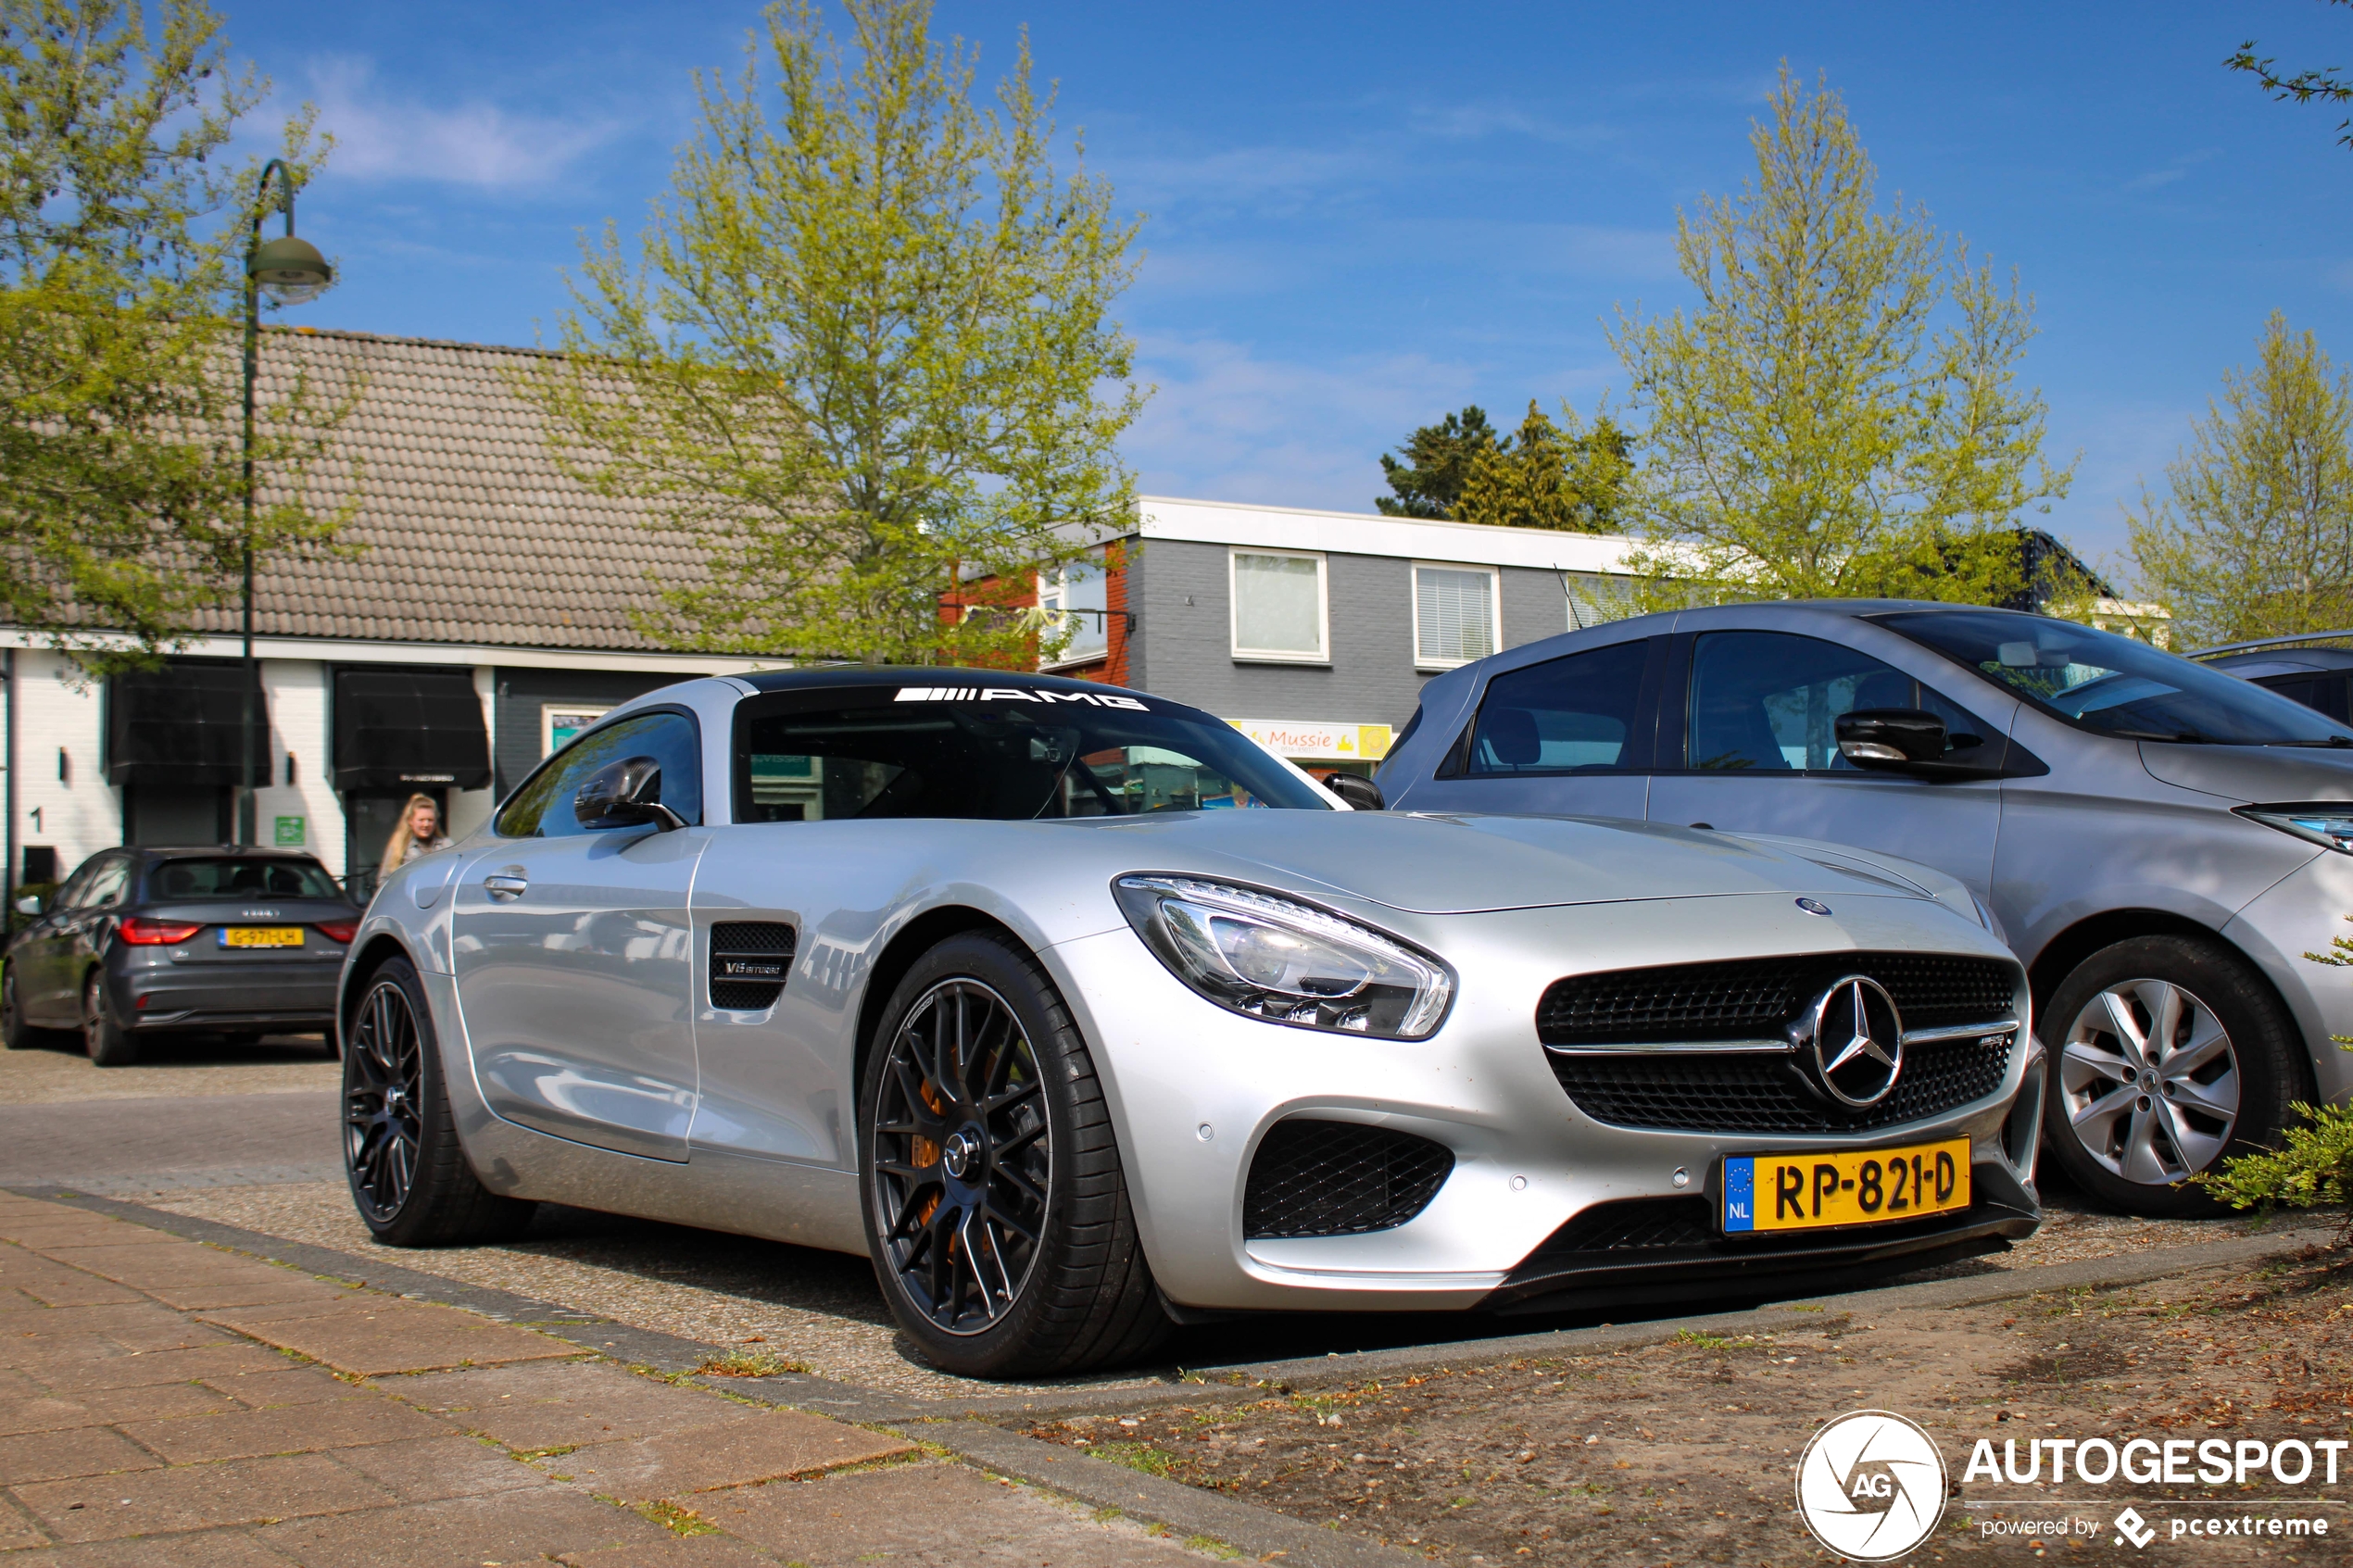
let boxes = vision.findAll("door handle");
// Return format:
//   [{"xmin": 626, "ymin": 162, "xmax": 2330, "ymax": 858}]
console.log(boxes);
[{"xmin": 483, "ymin": 873, "xmax": 528, "ymax": 900}]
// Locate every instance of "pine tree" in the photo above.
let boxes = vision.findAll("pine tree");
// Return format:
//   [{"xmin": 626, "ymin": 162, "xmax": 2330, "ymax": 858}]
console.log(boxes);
[{"xmin": 1377, "ymin": 405, "xmax": 1500, "ymax": 518}]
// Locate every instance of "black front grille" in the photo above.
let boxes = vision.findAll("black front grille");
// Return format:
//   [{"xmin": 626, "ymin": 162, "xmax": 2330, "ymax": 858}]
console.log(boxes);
[
  {"xmin": 1243, "ymin": 1119, "xmax": 1453, "ymax": 1239},
  {"xmin": 1540, "ymin": 1195, "xmax": 1716, "ymax": 1253},
  {"xmin": 1536, "ymin": 951, "xmax": 2019, "ymax": 1047},
  {"xmin": 1551, "ymin": 1031, "xmax": 2016, "ymax": 1135},
  {"xmin": 710, "ymin": 922, "xmax": 795, "ymax": 1010}
]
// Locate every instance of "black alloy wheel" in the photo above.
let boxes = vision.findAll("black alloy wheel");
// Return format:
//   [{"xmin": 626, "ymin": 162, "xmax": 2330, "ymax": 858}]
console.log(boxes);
[
  {"xmin": 870, "ymin": 977, "xmax": 1051, "ymax": 1336},
  {"xmin": 338, "ymin": 955, "xmax": 536, "ymax": 1247},
  {"xmin": 81, "ymin": 971, "xmax": 135, "ymax": 1067},
  {"xmin": 2, "ymin": 967, "xmax": 40, "ymax": 1050},
  {"xmin": 860, "ymin": 931, "xmax": 1169, "ymax": 1378},
  {"xmin": 345, "ymin": 974, "xmax": 424, "ymax": 1225}
]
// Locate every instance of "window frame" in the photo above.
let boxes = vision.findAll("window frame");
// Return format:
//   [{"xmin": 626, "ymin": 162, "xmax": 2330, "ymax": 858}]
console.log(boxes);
[
  {"xmin": 1038, "ymin": 554, "xmax": 1110, "ymax": 670},
  {"xmin": 1227, "ymin": 547, "xmax": 1330, "ymax": 665},
  {"xmin": 1411, "ymin": 560, "xmax": 1504, "ymax": 671}
]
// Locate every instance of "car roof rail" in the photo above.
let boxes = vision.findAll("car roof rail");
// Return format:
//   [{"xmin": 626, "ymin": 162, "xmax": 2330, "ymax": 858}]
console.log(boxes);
[{"xmin": 2185, "ymin": 628, "xmax": 2353, "ymax": 659}]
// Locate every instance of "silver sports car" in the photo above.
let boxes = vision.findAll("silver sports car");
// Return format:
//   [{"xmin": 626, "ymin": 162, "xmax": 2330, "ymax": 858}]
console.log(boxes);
[{"xmin": 340, "ymin": 669, "xmax": 2043, "ymax": 1377}]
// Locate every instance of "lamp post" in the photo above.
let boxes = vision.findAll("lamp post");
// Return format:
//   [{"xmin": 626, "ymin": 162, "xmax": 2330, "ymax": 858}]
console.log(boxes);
[{"xmin": 238, "ymin": 159, "xmax": 333, "ymax": 845}]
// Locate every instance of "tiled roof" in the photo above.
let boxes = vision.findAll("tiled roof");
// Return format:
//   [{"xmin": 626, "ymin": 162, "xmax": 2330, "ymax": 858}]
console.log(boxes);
[{"xmin": 179, "ymin": 327, "xmax": 714, "ymax": 652}]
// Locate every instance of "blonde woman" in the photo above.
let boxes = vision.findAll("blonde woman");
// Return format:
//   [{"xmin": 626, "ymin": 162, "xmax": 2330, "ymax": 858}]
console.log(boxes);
[{"xmin": 377, "ymin": 794, "xmax": 451, "ymax": 881}]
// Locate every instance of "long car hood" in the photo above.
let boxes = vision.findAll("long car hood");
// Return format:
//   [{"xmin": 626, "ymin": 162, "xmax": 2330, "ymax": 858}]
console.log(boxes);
[
  {"xmin": 1083, "ymin": 809, "xmax": 1954, "ymax": 916},
  {"xmin": 2140, "ymin": 740, "xmax": 2353, "ymax": 802}
]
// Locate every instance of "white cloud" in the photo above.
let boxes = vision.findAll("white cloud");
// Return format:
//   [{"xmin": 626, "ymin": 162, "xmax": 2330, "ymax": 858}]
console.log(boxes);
[
  {"xmin": 1123, "ymin": 333, "xmax": 1486, "ymax": 510},
  {"xmin": 2119, "ymin": 147, "xmax": 2221, "ymax": 195},
  {"xmin": 303, "ymin": 56, "xmax": 622, "ymax": 191}
]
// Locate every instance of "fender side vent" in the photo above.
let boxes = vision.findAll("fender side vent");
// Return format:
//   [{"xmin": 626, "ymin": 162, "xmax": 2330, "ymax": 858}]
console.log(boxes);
[
  {"xmin": 1243, "ymin": 1119, "xmax": 1453, "ymax": 1239},
  {"xmin": 711, "ymin": 922, "xmax": 796, "ymax": 1010}
]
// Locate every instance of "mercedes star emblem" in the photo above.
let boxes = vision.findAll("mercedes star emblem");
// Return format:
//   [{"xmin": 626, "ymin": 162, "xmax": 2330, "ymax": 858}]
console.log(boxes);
[{"xmin": 1793, "ymin": 975, "xmax": 1906, "ymax": 1108}]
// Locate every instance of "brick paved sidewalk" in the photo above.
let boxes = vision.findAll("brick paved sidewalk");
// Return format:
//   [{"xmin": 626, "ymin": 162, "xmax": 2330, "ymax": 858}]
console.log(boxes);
[{"xmin": 0, "ymin": 1191, "xmax": 1221, "ymax": 1566}]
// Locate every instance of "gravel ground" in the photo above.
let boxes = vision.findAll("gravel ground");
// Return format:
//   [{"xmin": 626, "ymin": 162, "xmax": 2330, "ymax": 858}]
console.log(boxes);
[
  {"xmin": 0, "ymin": 1029, "xmax": 337, "ymax": 1102},
  {"xmin": 145, "ymin": 1167, "xmax": 2269, "ymax": 1404},
  {"xmin": 1013, "ymin": 1242, "xmax": 2353, "ymax": 1565}
]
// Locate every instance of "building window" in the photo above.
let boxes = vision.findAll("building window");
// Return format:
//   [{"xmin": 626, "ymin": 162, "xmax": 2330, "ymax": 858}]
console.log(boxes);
[
  {"xmin": 1230, "ymin": 549, "xmax": 1327, "ymax": 662},
  {"xmin": 542, "ymin": 705, "xmax": 610, "ymax": 758},
  {"xmin": 1038, "ymin": 555, "xmax": 1108, "ymax": 666},
  {"xmin": 1414, "ymin": 564, "xmax": 1499, "ymax": 667}
]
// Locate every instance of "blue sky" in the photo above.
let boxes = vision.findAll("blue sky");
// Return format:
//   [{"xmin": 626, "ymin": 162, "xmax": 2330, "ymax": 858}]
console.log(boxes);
[{"xmin": 230, "ymin": 1, "xmax": 2353, "ymax": 576}]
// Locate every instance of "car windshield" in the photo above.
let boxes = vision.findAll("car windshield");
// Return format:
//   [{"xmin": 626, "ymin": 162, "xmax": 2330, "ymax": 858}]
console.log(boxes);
[
  {"xmin": 146, "ymin": 858, "xmax": 346, "ymax": 900},
  {"xmin": 735, "ymin": 687, "xmax": 1331, "ymax": 822},
  {"xmin": 1879, "ymin": 610, "xmax": 2353, "ymax": 746}
]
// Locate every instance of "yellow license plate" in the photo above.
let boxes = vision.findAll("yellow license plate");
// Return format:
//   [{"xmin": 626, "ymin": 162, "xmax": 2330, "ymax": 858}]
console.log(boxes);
[
  {"xmin": 1722, "ymin": 1137, "xmax": 1969, "ymax": 1234},
  {"xmin": 219, "ymin": 926, "xmax": 305, "ymax": 948}
]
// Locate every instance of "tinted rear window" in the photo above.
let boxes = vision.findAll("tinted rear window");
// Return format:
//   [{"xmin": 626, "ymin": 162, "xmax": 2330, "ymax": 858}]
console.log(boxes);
[
  {"xmin": 146, "ymin": 859, "xmax": 345, "ymax": 901},
  {"xmin": 735, "ymin": 685, "xmax": 1330, "ymax": 822}
]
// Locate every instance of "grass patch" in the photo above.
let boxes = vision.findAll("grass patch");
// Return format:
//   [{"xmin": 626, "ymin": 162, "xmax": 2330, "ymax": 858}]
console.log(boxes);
[
  {"xmin": 1093, "ymin": 1441, "xmax": 1181, "ymax": 1478},
  {"xmin": 1184, "ymin": 1535, "xmax": 1240, "ymax": 1560},
  {"xmin": 695, "ymin": 1350, "xmax": 812, "ymax": 1377},
  {"xmin": 1671, "ymin": 1329, "xmax": 1733, "ymax": 1350},
  {"xmin": 635, "ymin": 1499, "xmax": 718, "ymax": 1537}
]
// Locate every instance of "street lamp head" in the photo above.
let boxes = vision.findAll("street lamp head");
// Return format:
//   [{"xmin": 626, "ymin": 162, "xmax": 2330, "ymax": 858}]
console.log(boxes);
[{"xmin": 248, "ymin": 234, "xmax": 333, "ymax": 305}]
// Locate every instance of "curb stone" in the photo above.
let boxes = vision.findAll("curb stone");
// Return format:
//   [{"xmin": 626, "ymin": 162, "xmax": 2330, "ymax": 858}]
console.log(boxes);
[{"xmin": 7, "ymin": 1183, "xmax": 2334, "ymax": 1563}]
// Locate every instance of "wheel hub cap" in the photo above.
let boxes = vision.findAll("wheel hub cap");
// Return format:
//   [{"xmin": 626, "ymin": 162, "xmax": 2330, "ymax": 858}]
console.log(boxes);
[
  {"xmin": 942, "ymin": 1128, "xmax": 981, "ymax": 1180},
  {"xmin": 2057, "ymin": 975, "xmax": 2240, "ymax": 1186}
]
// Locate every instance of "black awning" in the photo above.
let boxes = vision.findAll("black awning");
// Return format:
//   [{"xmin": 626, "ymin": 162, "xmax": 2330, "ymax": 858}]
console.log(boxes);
[
  {"xmin": 107, "ymin": 659, "xmax": 271, "ymax": 787},
  {"xmin": 333, "ymin": 666, "xmax": 491, "ymax": 792}
]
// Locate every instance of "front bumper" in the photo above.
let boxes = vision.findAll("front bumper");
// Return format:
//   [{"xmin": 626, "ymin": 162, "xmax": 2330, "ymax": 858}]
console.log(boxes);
[{"xmin": 1044, "ymin": 890, "xmax": 2041, "ymax": 1314}]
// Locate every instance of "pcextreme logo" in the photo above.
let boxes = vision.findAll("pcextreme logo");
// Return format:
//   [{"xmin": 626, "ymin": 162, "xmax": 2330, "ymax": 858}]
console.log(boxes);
[{"xmin": 1795, "ymin": 1410, "xmax": 1948, "ymax": 1561}]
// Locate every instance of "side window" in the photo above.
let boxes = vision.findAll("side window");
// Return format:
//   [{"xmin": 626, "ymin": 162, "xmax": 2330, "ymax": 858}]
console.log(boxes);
[
  {"xmin": 1685, "ymin": 632, "xmax": 1987, "ymax": 772},
  {"xmin": 496, "ymin": 710, "xmax": 703, "ymax": 837},
  {"xmin": 51, "ymin": 859, "xmax": 101, "ymax": 909},
  {"xmin": 82, "ymin": 859, "xmax": 132, "ymax": 908},
  {"xmin": 1462, "ymin": 639, "xmax": 1652, "ymax": 775},
  {"xmin": 2254, "ymin": 672, "xmax": 2352, "ymax": 724}
]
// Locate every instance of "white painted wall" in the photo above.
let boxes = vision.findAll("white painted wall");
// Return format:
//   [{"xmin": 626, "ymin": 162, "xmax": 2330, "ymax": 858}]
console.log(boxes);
[
  {"xmin": 6, "ymin": 648, "xmax": 116, "ymax": 884},
  {"xmin": 443, "ymin": 664, "xmax": 498, "ymax": 842},
  {"xmin": 254, "ymin": 660, "xmax": 346, "ymax": 877}
]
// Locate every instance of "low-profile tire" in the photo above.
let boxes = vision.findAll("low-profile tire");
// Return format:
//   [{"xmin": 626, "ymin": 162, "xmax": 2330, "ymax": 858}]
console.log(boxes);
[
  {"xmin": 3, "ymin": 967, "xmax": 52, "ymax": 1050},
  {"xmin": 859, "ymin": 931, "xmax": 1171, "ymax": 1379},
  {"xmin": 81, "ymin": 972, "xmax": 137, "ymax": 1067},
  {"xmin": 343, "ymin": 955, "xmax": 537, "ymax": 1247},
  {"xmin": 2040, "ymin": 935, "xmax": 2304, "ymax": 1218}
]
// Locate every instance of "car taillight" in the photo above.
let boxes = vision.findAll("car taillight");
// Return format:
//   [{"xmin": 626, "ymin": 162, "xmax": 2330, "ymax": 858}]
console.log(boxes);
[
  {"xmin": 119, "ymin": 917, "xmax": 202, "ymax": 945},
  {"xmin": 315, "ymin": 921, "xmax": 359, "ymax": 944}
]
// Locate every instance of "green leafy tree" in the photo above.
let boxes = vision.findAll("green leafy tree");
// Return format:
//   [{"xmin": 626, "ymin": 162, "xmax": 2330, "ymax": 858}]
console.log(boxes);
[
  {"xmin": 519, "ymin": 0, "xmax": 1143, "ymax": 666},
  {"xmin": 1377, "ymin": 405, "xmax": 1500, "ymax": 519},
  {"xmin": 2228, "ymin": 2, "xmax": 2353, "ymax": 153},
  {"xmin": 0, "ymin": 0, "xmax": 344, "ymax": 669},
  {"xmin": 1610, "ymin": 69, "xmax": 2072, "ymax": 606},
  {"xmin": 1454, "ymin": 400, "xmax": 1635, "ymax": 533},
  {"xmin": 2126, "ymin": 313, "xmax": 2353, "ymax": 646}
]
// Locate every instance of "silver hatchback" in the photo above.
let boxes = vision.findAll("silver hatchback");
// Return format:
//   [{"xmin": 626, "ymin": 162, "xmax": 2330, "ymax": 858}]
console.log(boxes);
[{"xmin": 1379, "ymin": 601, "xmax": 2353, "ymax": 1217}]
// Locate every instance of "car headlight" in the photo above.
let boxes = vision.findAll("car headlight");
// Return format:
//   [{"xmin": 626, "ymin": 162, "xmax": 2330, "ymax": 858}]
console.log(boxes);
[
  {"xmin": 2237, "ymin": 804, "xmax": 2353, "ymax": 853},
  {"xmin": 1112, "ymin": 874, "xmax": 1453, "ymax": 1038}
]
